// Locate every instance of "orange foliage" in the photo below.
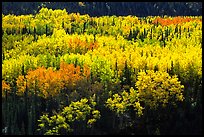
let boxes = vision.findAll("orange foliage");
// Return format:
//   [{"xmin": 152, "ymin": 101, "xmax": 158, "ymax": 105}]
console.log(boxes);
[
  {"xmin": 152, "ymin": 16, "xmax": 197, "ymax": 26},
  {"xmin": 89, "ymin": 42, "xmax": 98, "ymax": 51},
  {"xmin": 2, "ymin": 80, "xmax": 11, "ymax": 98},
  {"xmin": 16, "ymin": 62, "xmax": 91, "ymax": 99},
  {"xmin": 59, "ymin": 62, "xmax": 82, "ymax": 88},
  {"xmin": 83, "ymin": 64, "xmax": 91, "ymax": 79},
  {"xmin": 16, "ymin": 75, "xmax": 27, "ymax": 96},
  {"xmin": 67, "ymin": 37, "xmax": 98, "ymax": 53}
]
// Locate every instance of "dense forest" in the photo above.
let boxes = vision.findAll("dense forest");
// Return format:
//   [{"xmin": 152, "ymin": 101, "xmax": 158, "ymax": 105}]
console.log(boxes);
[
  {"xmin": 2, "ymin": 2, "xmax": 202, "ymax": 136},
  {"xmin": 2, "ymin": 2, "xmax": 202, "ymax": 17}
]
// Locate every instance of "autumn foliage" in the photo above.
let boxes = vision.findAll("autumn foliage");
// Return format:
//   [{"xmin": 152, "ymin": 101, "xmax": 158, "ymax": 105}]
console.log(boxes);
[
  {"xmin": 16, "ymin": 62, "xmax": 91, "ymax": 99},
  {"xmin": 152, "ymin": 16, "xmax": 201, "ymax": 26},
  {"xmin": 2, "ymin": 8, "xmax": 202, "ymax": 135}
]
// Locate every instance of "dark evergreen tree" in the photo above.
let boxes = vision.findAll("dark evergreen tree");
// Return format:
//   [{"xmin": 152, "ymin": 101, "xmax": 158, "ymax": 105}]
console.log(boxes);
[{"xmin": 2, "ymin": 2, "xmax": 201, "ymax": 16}]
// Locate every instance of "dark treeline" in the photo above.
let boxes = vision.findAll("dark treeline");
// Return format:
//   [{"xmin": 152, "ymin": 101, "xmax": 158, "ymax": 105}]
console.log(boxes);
[{"xmin": 2, "ymin": 2, "xmax": 202, "ymax": 17}]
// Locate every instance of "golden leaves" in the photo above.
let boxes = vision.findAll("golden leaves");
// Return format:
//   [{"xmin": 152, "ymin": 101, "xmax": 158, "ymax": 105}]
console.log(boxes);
[{"xmin": 136, "ymin": 70, "xmax": 184, "ymax": 109}]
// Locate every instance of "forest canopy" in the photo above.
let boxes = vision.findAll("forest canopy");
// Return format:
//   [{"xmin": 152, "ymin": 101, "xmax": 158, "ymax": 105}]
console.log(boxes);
[{"xmin": 2, "ymin": 2, "xmax": 202, "ymax": 17}]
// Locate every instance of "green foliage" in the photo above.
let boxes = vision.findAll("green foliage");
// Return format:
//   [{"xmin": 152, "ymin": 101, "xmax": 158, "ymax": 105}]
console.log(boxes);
[
  {"xmin": 37, "ymin": 95, "xmax": 100, "ymax": 135},
  {"xmin": 106, "ymin": 70, "xmax": 185, "ymax": 116},
  {"xmin": 106, "ymin": 88, "xmax": 143, "ymax": 117}
]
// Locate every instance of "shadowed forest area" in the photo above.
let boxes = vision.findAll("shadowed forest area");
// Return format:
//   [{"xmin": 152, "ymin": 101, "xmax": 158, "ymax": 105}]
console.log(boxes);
[{"xmin": 2, "ymin": 2, "xmax": 202, "ymax": 16}]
